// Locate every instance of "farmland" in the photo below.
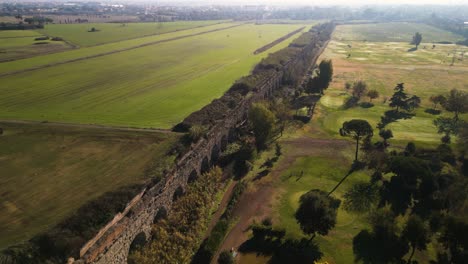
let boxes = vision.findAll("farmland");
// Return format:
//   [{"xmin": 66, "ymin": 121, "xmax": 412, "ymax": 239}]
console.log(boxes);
[
  {"xmin": 0, "ymin": 122, "xmax": 179, "ymax": 249},
  {"xmin": 0, "ymin": 23, "xmax": 312, "ymax": 129},
  {"xmin": 0, "ymin": 30, "xmax": 70, "ymax": 61},
  {"xmin": 38, "ymin": 20, "xmax": 227, "ymax": 47}
]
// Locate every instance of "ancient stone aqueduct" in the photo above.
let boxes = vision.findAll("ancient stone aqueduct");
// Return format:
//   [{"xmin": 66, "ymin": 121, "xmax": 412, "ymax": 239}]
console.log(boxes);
[{"xmin": 72, "ymin": 23, "xmax": 333, "ymax": 264}]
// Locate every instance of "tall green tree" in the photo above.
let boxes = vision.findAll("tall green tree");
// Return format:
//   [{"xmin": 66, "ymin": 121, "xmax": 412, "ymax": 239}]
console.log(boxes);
[
  {"xmin": 389, "ymin": 83, "xmax": 420, "ymax": 112},
  {"xmin": 340, "ymin": 119, "xmax": 373, "ymax": 161},
  {"xmin": 442, "ymin": 89, "xmax": 468, "ymax": 121},
  {"xmin": 402, "ymin": 215, "xmax": 430, "ymax": 264},
  {"xmin": 430, "ymin": 95, "xmax": 447, "ymax": 110},
  {"xmin": 317, "ymin": 59, "xmax": 333, "ymax": 94},
  {"xmin": 248, "ymin": 103, "xmax": 276, "ymax": 150},
  {"xmin": 367, "ymin": 89, "xmax": 379, "ymax": 102},
  {"xmin": 295, "ymin": 189, "xmax": 341, "ymax": 240},
  {"xmin": 411, "ymin": 32, "xmax": 423, "ymax": 49}
]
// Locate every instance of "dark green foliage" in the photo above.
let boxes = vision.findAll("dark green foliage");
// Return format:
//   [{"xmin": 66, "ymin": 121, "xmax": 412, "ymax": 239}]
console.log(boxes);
[
  {"xmin": 340, "ymin": 119, "xmax": 373, "ymax": 161},
  {"xmin": 442, "ymin": 89, "xmax": 468, "ymax": 121},
  {"xmin": 249, "ymin": 103, "xmax": 276, "ymax": 150},
  {"xmin": 438, "ymin": 216, "xmax": 468, "ymax": 264},
  {"xmin": 367, "ymin": 89, "xmax": 379, "ymax": 102},
  {"xmin": 343, "ymin": 182, "xmax": 380, "ymax": 213},
  {"xmin": 402, "ymin": 215, "xmax": 430, "ymax": 263},
  {"xmin": 389, "ymin": 83, "xmax": 420, "ymax": 112},
  {"xmin": 405, "ymin": 142, "xmax": 416, "ymax": 156},
  {"xmin": 295, "ymin": 189, "xmax": 341, "ymax": 238},
  {"xmin": 317, "ymin": 59, "xmax": 333, "ymax": 93},
  {"xmin": 353, "ymin": 208, "xmax": 409, "ymax": 264},
  {"xmin": 238, "ymin": 223, "xmax": 323, "ymax": 264}
]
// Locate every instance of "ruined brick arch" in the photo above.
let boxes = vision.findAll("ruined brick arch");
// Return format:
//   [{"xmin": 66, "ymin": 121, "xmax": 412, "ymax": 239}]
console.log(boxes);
[
  {"xmin": 211, "ymin": 144, "xmax": 220, "ymax": 164},
  {"xmin": 221, "ymin": 135, "xmax": 228, "ymax": 151},
  {"xmin": 200, "ymin": 156, "xmax": 210, "ymax": 174},
  {"xmin": 172, "ymin": 186, "xmax": 184, "ymax": 202},
  {"xmin": 128, "ymin": 232, "xmax": 147, "ymax": 255},
  {"xmin": 153, "ymin": 207, "xmax": 167, "ymax": 224},
  {"xmin": 187, "ymin": 169, "xmax": 198, "ymax": 183}
]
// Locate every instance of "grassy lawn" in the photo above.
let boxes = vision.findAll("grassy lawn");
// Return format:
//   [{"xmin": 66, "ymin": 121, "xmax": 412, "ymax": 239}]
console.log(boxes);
[
  {"xmin": 38, "ymin": 20, "xmax": 227, "ymax": 47},
  {"xmin": 0, "ymin": 23, "xmax": 313, "ymax": 129},
  {"xmin": 334, "ymin": 22, "xmax": 465, "ymax": 43},
  {"xmin": 315, "ymin": 23, "xmax": 468, "ymax": 145},
  {"xmin": 0, "ymin": 122, "xmax": 179, "ymax": 249}
]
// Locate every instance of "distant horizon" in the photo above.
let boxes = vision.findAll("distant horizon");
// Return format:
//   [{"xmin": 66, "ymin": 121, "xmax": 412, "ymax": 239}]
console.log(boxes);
[{"xmin": 2, "ymin": 0, "xmax": 468, "ymax": 6}]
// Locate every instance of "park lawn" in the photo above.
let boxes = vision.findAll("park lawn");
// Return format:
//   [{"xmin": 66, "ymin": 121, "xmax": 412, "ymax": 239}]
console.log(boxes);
[
  {"xmin": 0, "ymin": 22, "xmax": 239, "ymax": 75},
  {"xmin": 38, "ymin": 20, "xmax": 228, "ymax": 47},
  {"xmin": 0, "ymin": 122, "xmax": 179, "ymax": 250},
  {"xmin": 0, "ymin": 23, "xmax": 312, "ymax": 129},
  {"xmin": 334, "ymin": 22, "xmax": 465, "ymax": 43}
]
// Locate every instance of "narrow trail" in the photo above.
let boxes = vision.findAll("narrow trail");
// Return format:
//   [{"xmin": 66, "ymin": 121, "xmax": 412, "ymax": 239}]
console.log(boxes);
[
  {"xmin": 204, "ymin": 180, "xmax": 238, "ymax": 238},
  {"xmin": 0, "ymin": 23, "xmax": 245, "ymax": 78},
  {"xmin": 0, "ymin": 119, "xmax": 178, "ymax": 134}
]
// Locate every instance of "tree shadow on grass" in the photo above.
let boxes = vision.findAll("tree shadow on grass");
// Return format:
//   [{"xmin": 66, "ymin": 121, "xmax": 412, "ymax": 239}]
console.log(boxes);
[
  {"xmin": 239, "ymin": 235, "xmax": 323, "ymax": 264},
  {"xmin": 378, "ymin": 110, "xmax": 415, "ymax": 129},
  {"xmin": 424, "ymin": 108, "xmax": 441, "ymax": 115}
]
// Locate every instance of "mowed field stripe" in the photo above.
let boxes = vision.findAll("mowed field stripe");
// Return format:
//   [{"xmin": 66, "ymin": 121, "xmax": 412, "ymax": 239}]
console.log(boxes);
[
  {"xmin": 0, "ymin": 23, "xmax": 312, "ymax": 128},
  {"xmin": 0, "ymin": 23, "xmax": 245, "ymax": 78}
]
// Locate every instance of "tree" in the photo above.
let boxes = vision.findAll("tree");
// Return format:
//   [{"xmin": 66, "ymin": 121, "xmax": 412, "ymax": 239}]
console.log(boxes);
[
  {"xmin": 218, "ymin": 251, "xmax": 234, "ymax": 264},
  {"xmin": 389, "ymin": 83, "xmax": 409, "ymax": 112},
  {"xmin": 389, "ymin": 83, "xmax": 420, "ymax": 112},
  {"xmin": 295, "ymin": 189, "xmax": 341, "ymax": 239},
  {"xmin": 434, "ymin": 117, "xmax": 461, "ymax": 143},
  {"xmin": 317, "ymin": 59, "xmax": 333, "ymax": 93},
  {"xmin": 345, "ymin": 81, "xmax": 352, "ymax": 90},
  {"xmin": 411, "ymin": 32, "xmax": 423, "ymax": 49},
  {"xmin": 402, "ymin": 215, "xmax": 430, "ymax": 263},
  {"xmin": 442, "ymin": 89, "xmax": 468, "ymax": 121},
  {"xmin": 305, "ymin": 76, "xmax": 320, "ymax": 94},
  {"xmin": 379, "ymin": 129, "xmax": 393, "ymax": 147},
  {"xmin": 367, "ymin": 89, "xmax": 379, "ymax": 102},
  {"xmin": 343, "ymin": 182, "xmax": 379, "ymax": 213},
  {"xmin": 438, "ymin": 216, "xmax": 468, "ymax": 264},
  {"xmin": 340, "ymin": 119, "xmax": 373, "ymax": 161},
  {"xmin": 430, "ymin": 95, "xmax": 447, "ymax": 110},
  {"xmin": 248, "ymin": 103, "xmax": 276, "ymax": 150},
  {"xmin": 352, "ymin": 80, "xmax": 368, "ymax": 99}
]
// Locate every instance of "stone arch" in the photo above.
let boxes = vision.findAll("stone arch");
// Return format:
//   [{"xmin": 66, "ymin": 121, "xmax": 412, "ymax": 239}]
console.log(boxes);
[
  {"xmin": 221, "ymin": 135, "xmax": 228, "ymax": 151},
  {"xmin": 211, "ymin": 144, "xmax": 220, "ymax": 164},
  {"xmin": 129, "ymin": 232, "xmax": 147, "ymax": 254},
  {"xmin": 173, "ymin": 186, "xmax": 184, "ymax": 202},
  {"xmin": 228, "ymin": 128, "xmax": 237, "ymax": 142},
  {"xmin": 188, "ymin": 169, "xmax": 198, "ymax": 184},
  {"xmin": 153, "ymin": 207, "xmax": 168, "ymax": 224},
  {"xmin": 201, "ymin": 156, "xmax": 210, "ymax": 174}
]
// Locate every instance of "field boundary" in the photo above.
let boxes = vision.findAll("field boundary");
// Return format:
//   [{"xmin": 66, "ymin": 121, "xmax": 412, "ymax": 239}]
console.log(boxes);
[
  {"xmin": 0, "ymin": 23, "xmax": 245, "ymax": 78},
  {"xmin": 253, "ymin": 26, "xmax": 305, "ymax": 54},
  {"xmin": 0, "ymin": 119, "xmax": 177, "ymax": 134}
]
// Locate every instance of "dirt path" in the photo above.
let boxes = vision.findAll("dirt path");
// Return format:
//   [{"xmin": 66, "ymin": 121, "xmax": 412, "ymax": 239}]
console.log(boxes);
[
  {"xmin": 0, "ymin": 119, "xmax": 179, "ymax": 134},
  {"xmin": 212, "ymin": 137, "xmax": 351, "ymax": 263},
  {"xmin": 0, "ymin": 23, "xmax": 245, "ymax": 78},
  {"xmin": 204, "ymin": 180, "xmax": 238, "ymax": 238}
]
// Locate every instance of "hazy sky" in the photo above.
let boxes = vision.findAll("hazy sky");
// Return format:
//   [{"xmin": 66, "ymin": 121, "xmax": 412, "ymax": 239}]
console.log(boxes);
[{"xmin": 175, "ymin": 0, "xmax": 468, "ymax": 5}]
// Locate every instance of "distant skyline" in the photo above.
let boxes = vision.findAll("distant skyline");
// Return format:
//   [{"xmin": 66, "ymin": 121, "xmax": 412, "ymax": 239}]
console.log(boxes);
[{"xmin": 152, "ymin": 0, "xmax": 468, "ymax": 5}]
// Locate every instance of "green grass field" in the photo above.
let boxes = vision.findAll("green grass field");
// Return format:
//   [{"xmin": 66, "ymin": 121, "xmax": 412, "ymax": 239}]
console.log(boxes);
[
  {"xmin": 334, "ymin": 22, "xmax": 465, "ymax": 43},
  {"xmin": 0, "ymin": 23, "xmax": 312, "ymax": 129},
  {"xmin": 315, "ymin": 23, "xmax": 468, "ymax": 145},
  {"xmin": 0, "ymin": 35, "xmax": 70, "ymax": 62},
  {"xmin": 38, "ymin": 20, "xmax": 227, "ymax": 47},
  {"xmin": 0, "ymin": 122, "xmax": 178, "ymax": 249}
]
